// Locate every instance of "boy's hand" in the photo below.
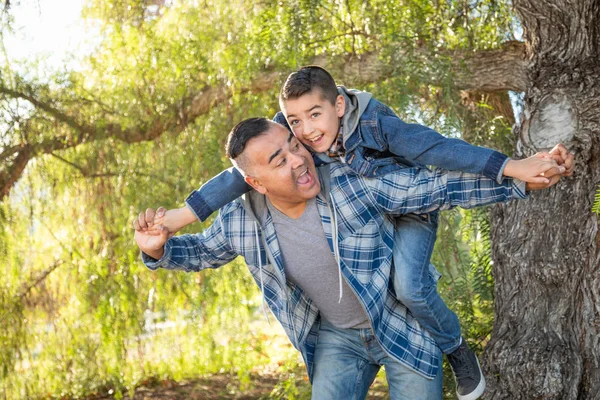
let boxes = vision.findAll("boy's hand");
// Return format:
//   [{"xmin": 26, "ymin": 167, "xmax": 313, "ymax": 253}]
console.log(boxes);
[
  {"xmin": 503, "ymin": 155, "xmax": 565, "ymax": 184},
  {"xmin": 133, "ymin": 207, "xmax": 170, "ymax": 260},
  {"xmin": 152, "ymin": 206, "xmax": 197, "ymax": 234}
]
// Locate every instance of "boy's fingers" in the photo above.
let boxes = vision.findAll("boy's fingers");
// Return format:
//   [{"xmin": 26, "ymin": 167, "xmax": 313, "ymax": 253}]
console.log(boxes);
[
  {"xmin": 156, "ymin": 206, "xmax": 167, "ymax": 218},
  {"xmin": 133, "ymin": 219, "xmax": 141, "ymax": 231},
  {"xmin": 535, "ymin": 151, "xmax": 552, "ymax": 159}
]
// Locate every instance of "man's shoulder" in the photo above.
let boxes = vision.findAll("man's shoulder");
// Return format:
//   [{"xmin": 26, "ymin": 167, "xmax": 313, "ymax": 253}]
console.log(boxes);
[
  {"xmin": 217, "ymin": 199, "xmax": 246, "ymax": 220},
  {"xmin": 326, "ymin": 162, "xmax": 376, "ymax": 192}
]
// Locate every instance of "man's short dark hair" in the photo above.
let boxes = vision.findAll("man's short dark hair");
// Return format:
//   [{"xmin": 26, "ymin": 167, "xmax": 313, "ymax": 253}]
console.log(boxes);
[
  {"xmin": 279, "ymin": 66, "xmax": 338, "ymax": 105},
  {"xmin": 225, "ymin": 117, "xmax": 271, "ymax": 169}
]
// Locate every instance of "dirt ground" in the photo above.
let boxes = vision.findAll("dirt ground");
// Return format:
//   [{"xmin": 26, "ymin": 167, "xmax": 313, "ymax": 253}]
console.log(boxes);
[{"xmin": 89, "ymin": 371, "xmax": 390, "ymax": 400}]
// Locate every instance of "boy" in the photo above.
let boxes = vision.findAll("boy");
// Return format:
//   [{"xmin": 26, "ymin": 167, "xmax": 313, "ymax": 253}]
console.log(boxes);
[{"xmin": 150, "ymin": 67, "xmax": 571, "ymax": 400}]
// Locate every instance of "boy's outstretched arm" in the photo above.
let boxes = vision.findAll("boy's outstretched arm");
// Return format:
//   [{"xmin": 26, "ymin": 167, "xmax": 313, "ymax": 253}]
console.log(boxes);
[
  {"xmin": 499, "ymin": 144, "xmax": 573, "ymax": 183},
  {"xmin": 147, "ymin": 168, "xmax": 251, "ymax": 235},
  {"xmin": 133, "ymin": 206, "xmax": 239, "ymax": 272},
  {"xmin": 185, "ymin": 167, "xmax": 251, "ymax": 222},
  {"xmin": 379, "ymin": 116, "xmax": 574, "ymax": 184},
  {"xmin": 149, "ymin": 206, "xmax": 196, "ymax": 235}
]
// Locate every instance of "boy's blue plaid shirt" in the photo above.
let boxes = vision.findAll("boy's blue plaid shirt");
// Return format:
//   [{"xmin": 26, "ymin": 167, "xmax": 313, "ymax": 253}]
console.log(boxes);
[{"xmin": 143, "ymin": 162, "xmax": 527, "ymax": 381}]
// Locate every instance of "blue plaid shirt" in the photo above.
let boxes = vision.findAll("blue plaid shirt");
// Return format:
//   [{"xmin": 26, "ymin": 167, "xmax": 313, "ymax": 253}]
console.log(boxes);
[{"xmin": 143, "ymin": 162, "xmax": 526, "ymax": 380}]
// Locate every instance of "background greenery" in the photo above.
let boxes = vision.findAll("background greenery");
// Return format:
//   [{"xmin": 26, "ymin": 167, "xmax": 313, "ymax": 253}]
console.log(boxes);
[{"xmin": 1, "ymin": 0, "xmax": 520, "ymax": 398}]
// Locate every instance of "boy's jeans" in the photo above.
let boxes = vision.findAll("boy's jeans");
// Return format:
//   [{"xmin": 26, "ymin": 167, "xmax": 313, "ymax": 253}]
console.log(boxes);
[
  {"xmin": 311, "ymin": 320, "xmax": 443, "ymax": 400},
  {"xmin": 393, "ymin": 213, "xmax": 462, "ymax": 354}
]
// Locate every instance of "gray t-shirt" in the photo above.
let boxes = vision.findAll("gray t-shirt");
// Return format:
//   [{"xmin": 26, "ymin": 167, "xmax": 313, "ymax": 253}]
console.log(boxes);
[{"xmin": 267, "ymin": 198, "xmax": 370, "ymax": 329}]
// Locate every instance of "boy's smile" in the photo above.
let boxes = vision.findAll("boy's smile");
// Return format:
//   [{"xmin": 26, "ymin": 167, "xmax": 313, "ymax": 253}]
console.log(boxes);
[{"xmin": 280, "ymin": 89, "xmax": 346, "ymax": 153}]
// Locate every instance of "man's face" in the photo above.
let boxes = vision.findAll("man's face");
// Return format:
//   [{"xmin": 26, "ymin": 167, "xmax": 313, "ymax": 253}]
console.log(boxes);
[
  {"xmin": 280, "ymin": 89, "xmax": 345, "ymax": 153},
  {"xmin": 243, "ymin": 122, "xmax": 320, "ymax": 209}
]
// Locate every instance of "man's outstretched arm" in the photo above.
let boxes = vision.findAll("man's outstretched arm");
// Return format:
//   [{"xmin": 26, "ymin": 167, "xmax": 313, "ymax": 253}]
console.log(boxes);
[{"xmin": 364, "ymin": 154, "xmax": 565, "ymax": 216}]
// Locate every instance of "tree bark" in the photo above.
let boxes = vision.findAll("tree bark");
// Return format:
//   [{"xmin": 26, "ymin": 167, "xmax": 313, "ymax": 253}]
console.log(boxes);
[{"xmin": 483, "ymin": 0, "xmax": 600, "ymax": 398}]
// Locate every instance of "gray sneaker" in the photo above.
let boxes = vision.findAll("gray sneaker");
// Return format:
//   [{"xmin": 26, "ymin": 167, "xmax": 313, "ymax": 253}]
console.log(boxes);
[{"xmin": 447, "ymin": 338, "xmax": 486, "ymax": 400}]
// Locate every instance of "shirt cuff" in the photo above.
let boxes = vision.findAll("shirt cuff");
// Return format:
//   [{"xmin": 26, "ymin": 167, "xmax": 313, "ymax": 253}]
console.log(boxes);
[
  {"xmin": 141, "ymin": 241, "xmax": 173, "ymax": 270},
  {"xmin": 185, "ymin": 190, "xmax": 212, "ymax": 222},
  {"xmin": 511, "ymin": 179, "xmax": 528, "ymax": 199}
]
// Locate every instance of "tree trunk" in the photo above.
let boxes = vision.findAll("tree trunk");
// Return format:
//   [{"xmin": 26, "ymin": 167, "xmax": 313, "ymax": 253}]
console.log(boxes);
[{"xmin": 483, "ymin": 0, "xmax": 600, "ymax": 398}]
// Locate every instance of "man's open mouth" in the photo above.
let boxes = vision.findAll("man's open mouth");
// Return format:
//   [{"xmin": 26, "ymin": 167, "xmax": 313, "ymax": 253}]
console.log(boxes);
[{"xmin": 297, "ymin": 168, "xmax": 312, "ymax": 185}]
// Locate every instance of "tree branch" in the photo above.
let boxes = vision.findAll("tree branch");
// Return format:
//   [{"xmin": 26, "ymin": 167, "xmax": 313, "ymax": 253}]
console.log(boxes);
[
  {"xmin": 0, "ymin": 42, "xmax": 528, "ymax": 202},
  {"xmin": 17, "ymin": 260, "xmax": 64, "ymax": 300},
  {"xmin": 449, "ymin": 41, "xmax": 528, "ymax": 92}
]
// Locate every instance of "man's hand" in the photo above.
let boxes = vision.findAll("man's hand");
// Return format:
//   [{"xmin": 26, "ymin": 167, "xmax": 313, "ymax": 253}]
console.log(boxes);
[
  {"xmin": 525, "ymin": 165, "xmax": 562, "ymax": 191},
  {"xmin": 548, "ymin": 143, "xmax": 574, "ymax": 176},
  {"xmin": 503, "ymin": 154, "xmax": 565, "ymax": 184},
  {"xmin": 133, "ymin": 207, "xmax": 170, "ymax": 260}
]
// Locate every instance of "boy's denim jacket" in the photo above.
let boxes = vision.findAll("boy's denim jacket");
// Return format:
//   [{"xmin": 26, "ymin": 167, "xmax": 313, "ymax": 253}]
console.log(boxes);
[{"xmin": 185, "ymin": 87, "xmax": 510, "ymax": 221}]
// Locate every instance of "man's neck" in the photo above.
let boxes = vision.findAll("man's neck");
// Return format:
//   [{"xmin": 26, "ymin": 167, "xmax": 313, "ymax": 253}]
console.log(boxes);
[{"xmin": 266, "ymin": 197, "xmax": 309, "ymax": 219}]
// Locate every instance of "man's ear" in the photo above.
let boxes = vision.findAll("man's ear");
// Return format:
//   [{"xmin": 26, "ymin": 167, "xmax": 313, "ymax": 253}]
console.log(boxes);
[
  {"xmin": 335, "ymin": 95, "xmax": 345, "ymax": 118},
  {"xmin": 245, "ymin": 175, "xmax": 267, "ymax": 195}
]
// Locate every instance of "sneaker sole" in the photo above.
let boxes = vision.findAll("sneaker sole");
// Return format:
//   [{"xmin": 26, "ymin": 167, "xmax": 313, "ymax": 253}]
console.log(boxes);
[{"xmin": 456, "ymin": 357, "xmax": 486, "ymax": 400}]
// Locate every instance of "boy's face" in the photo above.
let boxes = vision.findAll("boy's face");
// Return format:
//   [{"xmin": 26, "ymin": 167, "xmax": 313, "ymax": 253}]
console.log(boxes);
[{"xmin": 280, "ymin": 89, "xmax": 345, "ymax": 153}]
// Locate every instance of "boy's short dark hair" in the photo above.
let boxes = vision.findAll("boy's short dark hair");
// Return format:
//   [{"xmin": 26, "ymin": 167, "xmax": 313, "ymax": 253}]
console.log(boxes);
[
  {"xmin": 225, "ymin": 117, "xmax": 271, "ymax": 161},
  {"xmin": 279, "ymin": 66, "xmax": 338, "ymax": 105}
]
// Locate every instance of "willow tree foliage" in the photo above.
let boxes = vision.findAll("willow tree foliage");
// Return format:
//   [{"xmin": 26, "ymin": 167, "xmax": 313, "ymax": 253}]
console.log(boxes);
[{"xmin": 3, "ymin": 0, "xmax": 585, "ymax": 398}]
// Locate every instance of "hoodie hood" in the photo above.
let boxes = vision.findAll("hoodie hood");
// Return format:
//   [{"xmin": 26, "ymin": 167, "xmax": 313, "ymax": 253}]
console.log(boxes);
[
  {"xmin": 240, "ymin": 189, "xmax": 270, "ymax": 227},
  {"xmin": 338, "ymin": 86, "xmax": 373, "ymax": 144}
]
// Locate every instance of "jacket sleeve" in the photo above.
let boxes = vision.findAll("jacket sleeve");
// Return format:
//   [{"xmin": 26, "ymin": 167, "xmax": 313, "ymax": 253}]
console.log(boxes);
[
  {"xmin": 185, "ymin": 167, "xmax": 251, "ymax": 222},
  {"xmin": 362, "ymin": 167, "xmax": 527, "ymax": 216},
  {"xmin": 380, "ymin": 116, "xmax": 509, "ymax": 183},
  {"xmin": 142, "ymin": 214, "xmax": 239, "ymax": 272}
]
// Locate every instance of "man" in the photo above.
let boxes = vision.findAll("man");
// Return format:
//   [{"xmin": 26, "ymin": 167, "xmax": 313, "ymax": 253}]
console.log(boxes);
[{"xmin": 134, "ymin": 117, "xmax": 564, "ymax": 399}]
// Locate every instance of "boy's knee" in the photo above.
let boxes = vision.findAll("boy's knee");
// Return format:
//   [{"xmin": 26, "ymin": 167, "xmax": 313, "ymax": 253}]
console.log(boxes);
[
  {"xmin": 393, "ymin": 276, "xmax": 435, "ymax": 307},
  {"xmin": 394, "ymin": 282, "xmax": 425, "ymax": 306}
]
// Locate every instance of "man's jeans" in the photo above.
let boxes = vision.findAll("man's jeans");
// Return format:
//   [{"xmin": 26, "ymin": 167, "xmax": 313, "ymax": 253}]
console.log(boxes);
[
  {"xmin": 311, "ymin": 321, "xmax": 443, "ymax": 400},
  {"xmin": 392, "ymin": 213, "xmax": 462, "ymax": 354}
]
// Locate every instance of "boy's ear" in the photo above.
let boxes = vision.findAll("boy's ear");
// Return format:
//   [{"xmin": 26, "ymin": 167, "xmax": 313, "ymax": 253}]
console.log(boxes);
[
  {"xmin": 335, "ymin": 95, "xmax": 345, "ymax": 117},
  {"xmin": 245, "ymin": 176, "xmax": 267, "ymax": 195}
]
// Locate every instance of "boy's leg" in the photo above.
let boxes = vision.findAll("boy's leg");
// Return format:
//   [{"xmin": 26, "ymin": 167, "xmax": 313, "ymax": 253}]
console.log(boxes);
[
  {"xmin": 393, "ymin": 213, "xmax": 485, "ymax": 400},
  {"xmin": 393, "ymin": 213, "xmax": 461, "ymax": 352},
  {"xmin": 311, "ymin": 321, "xmax": 380, "ymax": 400}
]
